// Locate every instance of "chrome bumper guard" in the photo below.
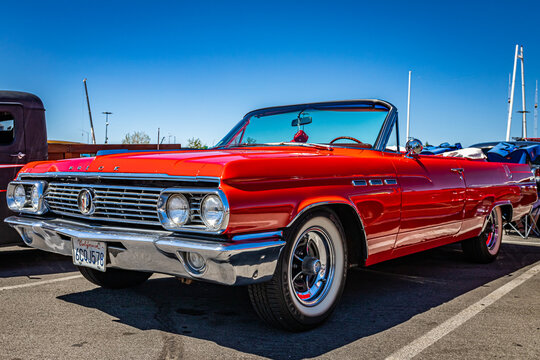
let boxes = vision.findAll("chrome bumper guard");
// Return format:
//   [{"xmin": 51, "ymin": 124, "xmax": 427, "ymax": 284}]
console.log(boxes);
[{"xmin": 5, "ymin": 216, "xmax": 285, "ymax": 286}]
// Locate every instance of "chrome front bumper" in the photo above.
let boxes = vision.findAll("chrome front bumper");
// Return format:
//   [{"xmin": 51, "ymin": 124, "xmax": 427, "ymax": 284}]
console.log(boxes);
[{"xmin": 5, "ymin": 216, "xmax": 285, "ymax": 286}]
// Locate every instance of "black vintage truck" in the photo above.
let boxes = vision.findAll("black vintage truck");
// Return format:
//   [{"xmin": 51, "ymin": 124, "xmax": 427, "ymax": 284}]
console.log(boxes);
[{"xmin": 0, "ymin": 91, "xmax": 47, "ymax": 245}]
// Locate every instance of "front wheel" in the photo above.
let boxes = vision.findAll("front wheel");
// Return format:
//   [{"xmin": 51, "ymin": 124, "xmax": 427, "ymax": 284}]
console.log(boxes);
[
  {"xmin": 248, "ymin": 210, "xmax": 348, "ymax": 331},
  {"xmin": 462, "ymin": 207, "xmax": 503, "ymax": 263},
  {"xmin": 78, "ymin": 266, "xmax": 152, "ymax": 289}
]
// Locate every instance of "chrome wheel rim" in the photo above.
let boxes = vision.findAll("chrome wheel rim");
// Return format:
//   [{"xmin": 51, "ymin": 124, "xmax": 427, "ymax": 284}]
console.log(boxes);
[
  {"xmin": 288, "ymin": 226, "xmax": 335, "ymax": 307},
  {"xmin": 483, "ymin": 210, "xmax": 500, "ymax": 252}
]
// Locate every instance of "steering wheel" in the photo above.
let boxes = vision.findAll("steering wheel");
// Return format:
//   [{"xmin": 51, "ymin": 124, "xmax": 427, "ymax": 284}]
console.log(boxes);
[{"xmin": 329, "ymin": 136, "xmax": 365, "ymax": 145}]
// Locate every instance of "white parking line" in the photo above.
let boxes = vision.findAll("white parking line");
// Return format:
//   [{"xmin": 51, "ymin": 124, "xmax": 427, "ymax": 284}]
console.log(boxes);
[
  {"xmin": 503, "ymin": 239, "xmax": 540, "ymax": 247},
  {"xmin": 0, "ymin": 274, "xmax": 82, "ymax": 292},
  {"xmin": 386, "ymin": 261, "xmax": 540, "ymax": 360}
]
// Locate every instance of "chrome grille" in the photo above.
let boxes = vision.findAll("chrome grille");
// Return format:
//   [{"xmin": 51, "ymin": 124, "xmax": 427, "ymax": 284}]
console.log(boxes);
[{"xmin": 45, "ymin": 183, "xmax": 162, "ymax": 226}]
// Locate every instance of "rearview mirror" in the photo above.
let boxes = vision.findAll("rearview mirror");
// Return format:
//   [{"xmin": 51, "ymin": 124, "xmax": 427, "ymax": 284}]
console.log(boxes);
[
  {"xmin": 291, "ymin": 116, "xmax": 312, "ymax": 126},
  {"xmin": 405, "ymin": 138, "xmax": 423, "ymax": 157}
]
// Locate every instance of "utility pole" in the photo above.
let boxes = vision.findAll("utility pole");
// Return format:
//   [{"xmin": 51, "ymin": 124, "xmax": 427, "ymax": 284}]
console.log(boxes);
[
  {"xmin": 406, "ymin": 70, "xmax": 411, "ymax": 140},
  {"xmin": 535, "ymin": 80, "xmax": 538, "ymax": 138},
  {"xmin": 102, "ymin": 112, "xmax": 112, "ymax": 144},
  {"xmin": 83, "ymin": 79, "xmax": 97, "ymax": 144}
]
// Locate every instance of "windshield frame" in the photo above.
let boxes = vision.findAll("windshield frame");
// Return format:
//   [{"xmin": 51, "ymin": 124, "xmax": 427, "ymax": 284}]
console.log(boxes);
[{"xmin": 214, "ymin": 99, "xmax": 397, "ymax": 151}]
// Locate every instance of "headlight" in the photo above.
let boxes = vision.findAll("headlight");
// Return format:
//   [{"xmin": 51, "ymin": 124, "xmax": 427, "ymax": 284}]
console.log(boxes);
[
  {"xmin": 166, "ymin": 194, "xmax": 190, "ymax": 226},
  {"xmin": 201, "ymin": 194, "xmax": 225, "ymax": 231},
  {"xmin": 13, "ymin": 184, "xmax": 27, "ymax": 209},
  {"xmin": 157, "ymin": 189, "xmax": 229, "ymax": 233},
  {"xmin": 31, "ymin": 185, "xmax": 40, "ymax": 211},
  {"xmin": 7, "ymin": 181, "xmax": 48, "ymax": 214}
]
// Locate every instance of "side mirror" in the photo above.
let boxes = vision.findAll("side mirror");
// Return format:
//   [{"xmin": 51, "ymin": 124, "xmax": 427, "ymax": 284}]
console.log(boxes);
[{"xmin": 405, "ymin": 138, "xmax": 423, "ymax": 157}]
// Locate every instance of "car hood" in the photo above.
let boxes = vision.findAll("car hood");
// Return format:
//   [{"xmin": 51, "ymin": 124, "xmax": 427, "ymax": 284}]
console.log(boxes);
[{"xmin": 19, "ymin": 147, "xmax": 374, "ymax": 185}]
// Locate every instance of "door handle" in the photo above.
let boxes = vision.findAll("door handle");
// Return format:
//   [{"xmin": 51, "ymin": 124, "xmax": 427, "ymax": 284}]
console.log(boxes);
[
  {"xmin": 10, "ymin": 152, "xmax": 26, "ymax": 160},
  {"xmin": 451, "ymin": 168, "xmax": 464, "ymax": 173}
]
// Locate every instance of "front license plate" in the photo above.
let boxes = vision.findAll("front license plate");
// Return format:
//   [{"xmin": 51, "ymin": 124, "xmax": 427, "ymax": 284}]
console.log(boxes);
[{"xmin": 72, "ymin": 239, "xmax": 107, "ymax": 272}]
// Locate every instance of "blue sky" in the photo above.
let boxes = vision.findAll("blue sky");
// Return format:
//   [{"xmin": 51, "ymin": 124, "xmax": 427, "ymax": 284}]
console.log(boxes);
[{"xmin": 1, "ymin": 0, "xmax": 539, "ymax": 147}]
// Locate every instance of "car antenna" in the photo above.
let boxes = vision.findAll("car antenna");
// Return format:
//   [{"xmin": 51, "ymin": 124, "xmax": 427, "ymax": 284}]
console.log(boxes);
[{"xmin": 83, "ymin": 78, "xmax": 97, "ymax": 144}]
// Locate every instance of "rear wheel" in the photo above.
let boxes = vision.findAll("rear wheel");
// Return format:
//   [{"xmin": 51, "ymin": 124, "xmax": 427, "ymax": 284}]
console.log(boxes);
[
  {"xmin": 78, "ymin": 266, "xmax": 152, "ymax": 289},
  {"xmin": 248, "ymin": 210, "xmax": 347, "ymax": 331},
  {"xmin": 462, "ymin": 207, "xmax": 503, "ymax": 263}
]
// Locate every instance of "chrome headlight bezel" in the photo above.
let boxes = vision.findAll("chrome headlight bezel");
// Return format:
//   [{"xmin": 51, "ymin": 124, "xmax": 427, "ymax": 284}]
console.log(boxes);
[
  {"xmin": 6, "ymin": 180, "xmax": 49, "ymax": 215},
  {"xmin": 157, "ymin": 188, "xmax": 229, "ymax": 234}
]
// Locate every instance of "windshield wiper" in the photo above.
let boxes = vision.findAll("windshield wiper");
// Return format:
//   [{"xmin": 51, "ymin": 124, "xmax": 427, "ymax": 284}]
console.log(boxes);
[{"xmin": 264, "ymin": 142, "xmax": 334, "ymax": 151}]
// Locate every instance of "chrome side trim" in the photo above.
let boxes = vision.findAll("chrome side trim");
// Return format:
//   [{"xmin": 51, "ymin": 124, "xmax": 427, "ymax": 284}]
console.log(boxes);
[
  {"xmin": 384, "ymin": 179, "xmax": 397, "ymax": 185},
  {"xmin": 352, "ymin": 180, "xmax": 367, "ymax": 186},
  {"xmin": 232, "ymin": 231, "xmax": 283, "ymax": 242},
  {"xmin": 17, "ymin": 172, "xmax": 221, "ymax": 185},
  {"xmin": 286, "ymin": 201, "xmax": 369, "ymax": 261},
  {"xmin": 5, "ymin": 216, "xmax": 285, "ymax": 286}
]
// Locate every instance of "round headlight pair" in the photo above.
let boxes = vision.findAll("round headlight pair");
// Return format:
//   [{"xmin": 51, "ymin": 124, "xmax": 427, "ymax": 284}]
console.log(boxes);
[
  {"xmin": 164, "ymin": 193, "xmax": 225, "ymax": 231},
  {"xmin": 12, "ymin": 184, "xmax": 40, "ymax": 211}
]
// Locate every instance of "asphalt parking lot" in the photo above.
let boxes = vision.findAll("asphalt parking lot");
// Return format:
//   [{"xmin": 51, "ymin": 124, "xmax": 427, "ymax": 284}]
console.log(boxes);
[{"xmin": 1, "ymin": 235, "xmax": 539, "ymax": 360}]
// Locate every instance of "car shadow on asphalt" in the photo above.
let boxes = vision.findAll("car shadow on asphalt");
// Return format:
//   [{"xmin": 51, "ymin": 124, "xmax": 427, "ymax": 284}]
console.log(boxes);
[
  {"xmin": 58, "ymin": 243, "xmax": 540, "ymax": 359},
  {"xmin": 0, "ymin": 246, "xmax": 76, "ymax": 278}
]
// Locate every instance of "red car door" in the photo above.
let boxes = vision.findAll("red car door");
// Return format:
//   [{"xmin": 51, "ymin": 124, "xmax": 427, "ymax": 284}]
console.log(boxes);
[{"xmin": 388, "ymin": 153, "xmax": 466, "ymax": 247}]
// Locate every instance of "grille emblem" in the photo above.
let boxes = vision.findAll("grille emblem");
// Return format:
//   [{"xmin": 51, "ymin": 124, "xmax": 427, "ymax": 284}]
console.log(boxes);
[{"xmin": 77, "ymin": 189, "xmax": 95, "ymax": 215}]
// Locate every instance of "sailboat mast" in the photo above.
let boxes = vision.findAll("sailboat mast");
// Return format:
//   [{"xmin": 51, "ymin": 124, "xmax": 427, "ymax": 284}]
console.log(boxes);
[
  {"xmin": 519, "ymin": 46, "xmax": 527, "ymax": 138},
  {"xmin": 83, "ymin": 78, "xmax": 97, "ymax": 144},
  {"xmin": 506, "ymin": 45, "xmax": 519, "ymax": 141},
  {"xmin": 406, "ymin": 70, "xmax": 411, "ymax": 140},
  {"xmin": 535, "ymin": 80, "xmax": 538, "ymax": 138}
]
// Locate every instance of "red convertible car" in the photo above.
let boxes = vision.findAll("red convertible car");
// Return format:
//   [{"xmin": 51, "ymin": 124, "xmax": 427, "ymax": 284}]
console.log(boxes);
[{"xmin": 5, "ymin": 100, "xmax": 537, "ymax": 331}]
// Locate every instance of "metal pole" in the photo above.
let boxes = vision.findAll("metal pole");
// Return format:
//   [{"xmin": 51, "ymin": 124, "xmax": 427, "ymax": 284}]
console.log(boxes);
[
  {"xmin": 507, "ymin": 73, "xmax": 512, "ymax": 110},
  {"xmin": 83, "ymin": 79, "xmax": 97, "ymax": 144},
  {"xmin": 519, "ymin": 46, "xmax": 527, "ymax": 138},
  {"xmin": 102, "ymin": 112, "xmax": 112, "ymax": 144},
  {"xmin": 506, "ymin": 45, "xmax": 519, "ymax": 141},
  {"xmin": 535, "ymin": 80, "xmax": 538, "ymax": 138},
  {"xmin": 157, "ymin": 128, "xmax": 160, "ymax": 150},
  {"xmin": 406, "ymin": 70, "xmax": 411, "ymax": 140}
]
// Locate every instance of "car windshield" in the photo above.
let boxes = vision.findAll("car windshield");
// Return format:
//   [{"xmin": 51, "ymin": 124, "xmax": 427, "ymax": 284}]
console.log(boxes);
[{"xmin": 216, "ymin": 104, "xmax": 390, "ymax": 149}]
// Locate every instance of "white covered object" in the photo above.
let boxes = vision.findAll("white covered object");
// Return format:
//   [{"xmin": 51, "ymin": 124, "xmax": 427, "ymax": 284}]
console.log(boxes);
[{"xmin": 442, "ymin": 147, "xmax": 486, "ymax": 159}]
